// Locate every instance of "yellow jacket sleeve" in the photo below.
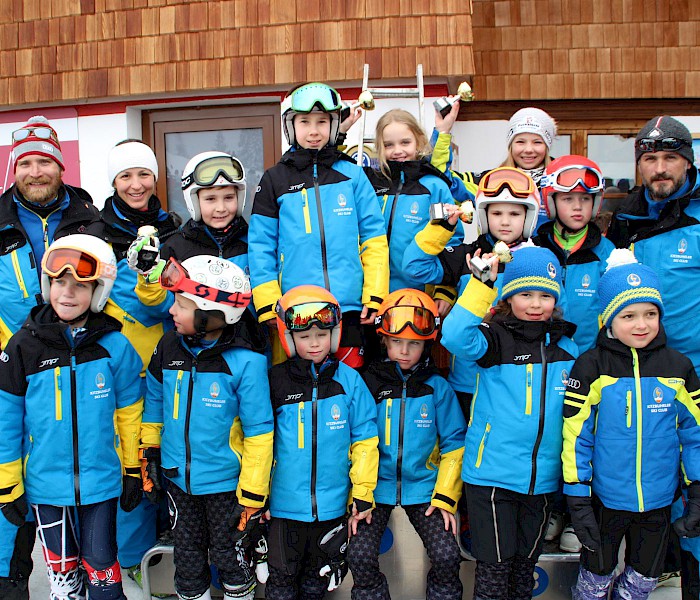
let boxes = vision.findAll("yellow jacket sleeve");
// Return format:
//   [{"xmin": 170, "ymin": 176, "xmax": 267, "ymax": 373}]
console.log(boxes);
[
  {"xmin": 415, "ymin": 221, "xmax": 457, "ymax": 257},
  {"xmin": 431, "ymin": 447, "xmax": 464, "ymax": 513},
  {"xmin": 360, "ymin": 235, "xmax": 390, "ymax": 311},
  {"xmin": 116, "ymin": 399, "xmax": 143, "ymax": 474},
  {"xmin": 236, "ymin": 426, "xmax": 274, "ymax": 508},
  {"xmin": 349, "ymin": 436, "xmax": 379, "ymax": 504}
]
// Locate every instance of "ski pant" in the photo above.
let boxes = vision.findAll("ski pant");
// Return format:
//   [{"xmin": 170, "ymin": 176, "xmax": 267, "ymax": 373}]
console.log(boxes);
[
  {"xmin": 347, "ymin": 503, "xmax": 463, "ymax": 600},
  {"xmin": 579, "ymin": 500, "xmax": 670, "ymax": 578},
  {"xmin": 167, "ymin": 483, "xmax": 253, "ymax": 598},
  {"xmin": 465, "ymin": 484, "xmax": 552, "ymax": 600},
  {"xmin": 266, "ymin": 515, "xmax": 346, "ymax": 600},
  {"xmin": 0, "ymin": 516, "xmax": 35, "ymax": 600},
  {"xmin": 34, "ymin": 498, "xmax": 125, "ymax": 600}
]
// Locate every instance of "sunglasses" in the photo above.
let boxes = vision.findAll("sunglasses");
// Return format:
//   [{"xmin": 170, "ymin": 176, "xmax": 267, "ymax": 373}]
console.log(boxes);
[
  {"xmin": 160, "ymin": 258, "xmax": 251, "ymax": 308},
  {"xmin": 376, "ymin": 305, "xmax": 438, "ymax": 337},
  {"xmin": 181, "ymin": 155, "xmax": 244, "ymax": 190},
  {"xmin": 277, "ymin": 301, "xmax": 341, "ymax": 332},
  {"xmin": 635, "ymin": 137, "xmax": 690, "ymax": 153},
  {"xmin": 542, "ymin": 165, "xmax": 604, "ymax": 193},
  {"xmin": 12, "ymin": 127, "xmax": 56, "ymax": 143},
  {"xmin": 480, "ymin": 167, "xmax": 537, "ymax": 199},
  {"xmin": 43, "ymin": 247, "xmax": 116, "ymax": 282}
]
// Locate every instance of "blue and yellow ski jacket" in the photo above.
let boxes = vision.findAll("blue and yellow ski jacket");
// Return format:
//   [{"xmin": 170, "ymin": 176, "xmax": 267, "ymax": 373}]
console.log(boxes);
[
  {"xmin": 442, "ymin": 277, "xmax": 579, "ymax": 495},
  {"xmin": 268, "ymin": 356, "xmax": 379, "ymax": 522},
  {"xmin": 562, "ymin": 326, "xmax": 700, "ymax": 512},
  {"xmin": 141, "ymin": 315, "xmax": 273, "ymax": 504},
  {"xmin": 0, "ymin": 306, "xmax": 143, "ymax": 507},
  {"xmin": 248, "ymin": 147, "xmax": 389, "ymax": 322},
  {"xmin": 362, "ymin": 359, "xmax": 466, "ymax": 513}
]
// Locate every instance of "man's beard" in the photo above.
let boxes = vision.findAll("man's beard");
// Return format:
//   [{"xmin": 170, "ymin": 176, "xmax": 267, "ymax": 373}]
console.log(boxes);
[{"xmin": 16, "ymin": 178, "xmax": 62, "ymax": 204}]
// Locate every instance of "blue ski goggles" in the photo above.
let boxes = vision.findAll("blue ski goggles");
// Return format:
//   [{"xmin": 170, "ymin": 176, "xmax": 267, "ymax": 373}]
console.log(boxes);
[{"xmin": 288, "ymin": 83, "xmax": 342, "ymax": 114}]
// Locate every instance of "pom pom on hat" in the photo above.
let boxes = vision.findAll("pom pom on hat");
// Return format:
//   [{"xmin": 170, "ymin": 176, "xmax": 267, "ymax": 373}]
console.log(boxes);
[
  {"xmin": 107, "ymin": 141, "xmax": 159, "ymax": 185},
  {"xmin": 598, "ymin": 250, "xmax": 663, "ymax": 328},
  {"xmin": 506, "ymin": 107, "xmax": 557, "ymax": 149},
  {"xmin": 12, "ymin": 116, "xmax": 64, "ymax": 171},
  {"xmin": 500, "ymin": 246, "xmax": 561, "ymax": 303}
]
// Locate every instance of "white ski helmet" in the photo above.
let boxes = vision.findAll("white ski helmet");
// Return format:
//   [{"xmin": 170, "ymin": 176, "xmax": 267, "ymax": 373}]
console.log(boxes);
[
  {"xmin": 475, "ymin": 167, "xmax": 541, "ymax": 239},
  {"xmin": 175, "ymin": 255, "xmax": 251, "ymax": 325},
  {"xmin": 181, "ymin": 151, "xmax": 246, "ymax": 222},
  {"xmin": 41, "ymin": 234, "xmax": 118, "ymax": 313},
  {"xmin": 281, "ymin": 82, "xmax": 343, "ymax": 147}
]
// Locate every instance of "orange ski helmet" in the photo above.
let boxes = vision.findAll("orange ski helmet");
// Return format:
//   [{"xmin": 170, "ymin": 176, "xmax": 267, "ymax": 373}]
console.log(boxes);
[{"xmin": 375, "ymin": 288, "xmax": 439, "ymax": 341}]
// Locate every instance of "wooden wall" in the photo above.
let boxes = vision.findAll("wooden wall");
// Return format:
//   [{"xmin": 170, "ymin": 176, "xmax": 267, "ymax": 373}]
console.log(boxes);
[
  {"xmin": 472, "ymin": 0, "xmax": 700, "ymax": 101},
  {"xmin": 0, "ymin": 0, "xmax": 475, "ymax": 107}
]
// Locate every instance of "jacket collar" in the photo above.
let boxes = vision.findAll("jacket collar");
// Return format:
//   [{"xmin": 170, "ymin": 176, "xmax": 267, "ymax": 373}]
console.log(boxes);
[
  {"xmin": 596, "ymin": 323, "xmax": 667, "ymax": 356},
  {"xmin": 24, "ymin": 304, "xmax": 122, "ymax": 347},
  {"xmin": 281, "ymin": 146, "xmax": 349, "ymax": 171},
  {"xmin": 494, "ymin": 315, "xmax": 577, "ymax": 344}
]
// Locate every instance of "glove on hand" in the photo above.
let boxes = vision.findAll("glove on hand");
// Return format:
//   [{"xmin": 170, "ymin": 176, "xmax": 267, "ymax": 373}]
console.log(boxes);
[
  {"xmin": 139, "ymin": 447, "xmax": 162, "ymax": 504},
  {"xmin": 566, "ymin": 495, "xmax": 601, "ymax": 552},
  {"xmin": 120, "ymin": 474, "xmax": 142, "ymax": 512},
  {"xmin": 1, "ymin": 494, "xmax": 27, "ymax": 527},
  {"xmin": 318, "ymin": 520, "xmax": 349, "ymax": 591},
  {"xmin": 127, "ymin": 226, "xmax": 161, "ymax": 275},
  {"xmin": 250, "ymin": 524, "xmax": 269, "ymax": 584},
  {"xmin": 229, "ymin": 504, "xmax": 263, "ymax": 543},
  {"xmin": 674, "ymin": 484, "xmax": 700, "ymax": 538}
]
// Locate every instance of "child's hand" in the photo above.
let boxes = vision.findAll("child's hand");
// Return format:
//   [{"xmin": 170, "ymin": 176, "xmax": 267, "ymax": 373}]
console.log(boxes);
[
  {"xmin": 340, "ymin": 107, "xmax": 363, "ymax": 134},
  {"xmin": 348, "ymin": 500, "xmax": 373, "ymax": 537},
  {"xmin": 434, "ymin": 299, "xmax": 452, "ymax": 319},
  {"xmin": 440, "ymin": 203, "xmax": 462, "ymax": 227},
  {"xmin": 360, "ymin": 306, "xmax": 377, "ymax": 325},
  {"xmin": 435, "ymin": 99, "xmax": 461, "ymax": 134},
  {"xmin": 425, "ymin": 504, "xmax": 457, "ymax": 535}
]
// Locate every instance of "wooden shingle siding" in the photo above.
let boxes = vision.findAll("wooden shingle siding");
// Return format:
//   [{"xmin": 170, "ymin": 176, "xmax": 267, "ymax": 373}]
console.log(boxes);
[
  {"xmin": 473, "ymin": 0, "xmax": 700, "ymax": 100},
  {"xmin": 0, "ymin": 0, "xmax": 475, "ymax": 107}
]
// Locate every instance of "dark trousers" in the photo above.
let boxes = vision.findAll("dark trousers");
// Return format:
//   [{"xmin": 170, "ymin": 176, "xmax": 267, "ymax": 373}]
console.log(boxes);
[
  {"xmin": 0, "ymin": 520, "xmax": 35, "ymax": 600},
  {"xmin": 167, "ymin": 483, "xmax": 252, "ymax": 597}
]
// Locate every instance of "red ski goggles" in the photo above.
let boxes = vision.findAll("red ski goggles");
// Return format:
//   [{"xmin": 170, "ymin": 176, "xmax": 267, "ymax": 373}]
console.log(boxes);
[
  {"xmin": 479, "ymin": 167, "xmax": 537, "ymax": 199},
  {"xmin": 376, "ymin": 305, "xmax": 438, "ymax": 337},
  {"xmin": 159, "ymin": 258, "xmax": 251, "ymax": 308},
  {"xmin": 542, "ymin": 165, "xmax": 604, "ymax": 193},
  {"xmin": 43, "ymin": 246, "xmax": 116, "ymax": 282},
  {"xmin": 277, "ymin": 301, "xmax": 341, "ymax": 332}
]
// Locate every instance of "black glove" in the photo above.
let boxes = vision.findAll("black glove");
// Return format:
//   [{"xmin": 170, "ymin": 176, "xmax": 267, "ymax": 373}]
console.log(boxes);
[
  {"xmin": 318, "ymin": 520, "xmax": 349, "ymax": 591},
  {"xmin": 229, "ymin": 503, "xmax": 263, "ymax": 543},
  {"xmin": 250, "ymin": 522, "xmax": 269, "ymax": 584},
  {"xmin": 566, "ymin": 495, "xmax": 601, "ymax": 552},
  {"xmin": 120, "ymin": 474, "xmax": 142, "ymax": 512},
  {"xmin": 1, "ymin": 494, "xmax": 27, "ymax": 527},
  {"xmin": 674, "ymin": 483, "xmax": 700, "ymax": 538},
  {"xmin": 139, "ymin": 447, "xmax": 162, "ymax": 504}
]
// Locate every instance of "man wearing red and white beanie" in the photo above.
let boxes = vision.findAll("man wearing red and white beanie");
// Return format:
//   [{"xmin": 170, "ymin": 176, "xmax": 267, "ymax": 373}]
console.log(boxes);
[{"xmin": 0, "ymin": 116, "xmax": 98, "ymax": 600}]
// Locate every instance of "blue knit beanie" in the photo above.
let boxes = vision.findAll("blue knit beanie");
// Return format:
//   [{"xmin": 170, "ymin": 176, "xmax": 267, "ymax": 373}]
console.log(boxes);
[
  {"xmin": 599, "ymin": 249, "xmax": 663, "ymax": 327},
  {"xmin": 501, "ymin": 246, "xmax": 561, "ymax": 302}
]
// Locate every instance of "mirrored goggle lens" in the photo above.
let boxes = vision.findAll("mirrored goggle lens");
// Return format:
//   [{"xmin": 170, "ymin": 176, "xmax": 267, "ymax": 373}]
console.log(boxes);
[
  {"xmin": 43, "ymin": 247, "xmax": 100, "ymax": 281},
  {"xmin": 290, "ymin": 84, "xmax": 342, "ymax": 113},
  {"xmin": 380, "ymin": 306, "xmax": 437, "ymax": 336},
  {"xmin": 189, "ymin": 156, "xmax": 244, "ymax": 188},
  {"xmin": 160, "ymin": 258, "xmax": 187, "ymax": 289},
  {"xmin": 480, "ymin": 168, "xmax": 535, "ymax": 198},
  {"xmin": 12, "ymin": 127, "xmax": 54, "ymax": 142},
  {"xmin": 552, "ymin": 166, "xmax": 604, "ymax": 192},
  {"xmin": 282, "ymin": 302, "xmax": 340, "ymax": 331},
  {"xmin": 635, "ymin": 137, "xmax": 689, "ymax": 153}
]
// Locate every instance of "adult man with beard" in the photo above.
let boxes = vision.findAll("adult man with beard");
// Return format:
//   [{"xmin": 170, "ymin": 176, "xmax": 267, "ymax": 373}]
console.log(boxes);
[
  {"xmin": 0, "ymin": 116, "xmax": 98, "ymax": 600},
  {"xmin": 607, "ymin": 115, "xmax": 700, "ymax": 599}
]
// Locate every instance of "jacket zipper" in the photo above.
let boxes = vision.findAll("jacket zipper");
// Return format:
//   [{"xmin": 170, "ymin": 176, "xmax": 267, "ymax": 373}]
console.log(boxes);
[
  {"xmin": 475, "ymin": 423, "xmax": 491, "ymax": 468},
  {"xmin": 184, "ymin": 361, "xmax": 197, "ymax": 494},
  {"xmin": 529, "ymin": 334, "xmax": 549, "ymax": 494},
  {"xmin": 311, "ymin": 377, "xmax": 319, "ymax": 519},
  {"xmin": 632, "ymin": 348, "xmax": 644, "ymax": 512},
  {"xmin": 312, "ymin": 160, "xmax": 331, "ymax": 290},
  {"xmin": 385, "ymin": 172, "xmax": 405, "ymax": 242},
  {"xmin": 396, "ymin": 378, "xmax": 407, "ymax": 504},
  {"xmin": 70, "ymin": 350, "xmax": 81, "ymax": 505},
  {"xmin": 10, "ymin": 250, "xmax": 28, "ymax": 298}
]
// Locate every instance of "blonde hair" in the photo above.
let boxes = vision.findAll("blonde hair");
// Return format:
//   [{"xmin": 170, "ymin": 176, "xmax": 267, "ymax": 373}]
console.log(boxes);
[{"xmin": 375, "ymin": 109, "xmax": 431, "ymax": 178}]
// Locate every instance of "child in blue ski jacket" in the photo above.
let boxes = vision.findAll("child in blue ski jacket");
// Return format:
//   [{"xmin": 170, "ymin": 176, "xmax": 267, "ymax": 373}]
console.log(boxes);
[
  {"xmin": 441, "ymin": 245, "xmax": 578, "ymax": 600},
  {"xmin": 348, "ymin": 288, "xmax": 466, "ymax": 599}
]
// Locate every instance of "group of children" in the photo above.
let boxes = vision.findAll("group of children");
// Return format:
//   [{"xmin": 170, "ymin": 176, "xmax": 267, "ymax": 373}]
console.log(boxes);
[{"xmin": 0, "ymin": 80, "xmax": 699, "ymax": 600}]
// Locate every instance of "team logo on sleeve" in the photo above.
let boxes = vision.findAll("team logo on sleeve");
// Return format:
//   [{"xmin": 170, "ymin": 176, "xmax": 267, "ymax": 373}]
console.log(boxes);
[{"xmin": 95, "ymin": 373, "xmax": 106, "ymax": 389}]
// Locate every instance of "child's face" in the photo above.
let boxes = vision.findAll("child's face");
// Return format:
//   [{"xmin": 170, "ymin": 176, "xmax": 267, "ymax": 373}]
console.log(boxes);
[
  {"xmin": 294, "ymin": 112, "xmax": 331, "ymax": 149},
  {"xmin": 50, "ymin": 272, "xmax": 93, "ymax": 324},
  {"xmin": 510, "ymin": 133, "xmax": 547, "ymax": 170},
  {"xmin": 381, "ymin": 121, "xmax": 418, "ymax": 162},
  {"xmin": 554, "ymin": 192, "xmax": 594, "ymax": 231},
  {"xmin": 169, "ymin": 293, "xmax": 198, "ymax": 336},
  {"xmin": 610, "ymin": 302, "xmax": 660, "ymax": 349},
  {"xmin": 507, "ymin": 291, "xmax": 556, "ymax": 321},
  {"xmin": 198, "ymin": 185, "xmax": 238, "ymax": 229},
  {"xmin": 487, "ymin": 202, "xmax": 526, "ymax": 243},
  {"xmin": 113, "ymin": 168, "xmax": 155, "ymax": 211},
  {"xmin": 384, "ymin": 336, "xmax": 425, "ymax": 370},
  {"xmin": 292, "ymin": 324, "xmax": 332, "ymax": 364}
]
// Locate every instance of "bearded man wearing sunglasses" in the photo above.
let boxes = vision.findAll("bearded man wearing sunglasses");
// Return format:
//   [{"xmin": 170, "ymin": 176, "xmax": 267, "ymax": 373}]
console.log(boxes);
[
  {"xmin": 608, "ymin": 117, "xmax": 700, "ymax": 598},
  {"xmin": 0, "ymin": 116, "xmax": 98, "ymax": 600}
]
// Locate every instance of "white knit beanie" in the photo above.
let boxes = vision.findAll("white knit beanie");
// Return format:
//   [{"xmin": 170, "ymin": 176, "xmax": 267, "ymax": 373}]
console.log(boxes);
[
  {"xmin": 107, "ymin": 141, "xmax": 159, "ymax": 185},
  {"xmin": 506, "ymin": 108, "xmax": 557, "ymax": 149}
]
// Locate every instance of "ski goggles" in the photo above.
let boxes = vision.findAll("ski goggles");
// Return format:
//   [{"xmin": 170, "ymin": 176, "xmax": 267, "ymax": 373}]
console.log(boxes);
[
  {"xmin": 479, "ymin": 167, "xmax": 537, "ymax": 199},
  {"xmin": 181, "ymin": 155, "xmax": 244, "ymax": 190},
  {"xmin": 160, "ymin": 258, "xmax": 251, "ymax": 308},
  {"xmin": 12, "ymin": 126, "xmax": 57, "ymax": 143},
  {"xmin": 541, "ymin": 165, "xmax": 604, "ymax": 193},
  {"xmin": 376, "ymin": 305, "xmax": 438, "ymax": 337},
  {"xmin": 277, "ymin": 301, "xmax": 341, "ymax": 332},
  {"xmin": 289, "ymin": 83, "xmax": 342, "ymax": 113},
  {"xmin": 43, "ymin": 247, "xmax": 117, "ymax": 282},
  {"xmin": 635, "ymin": 137, "xmax": 691, "ymax": 154}
]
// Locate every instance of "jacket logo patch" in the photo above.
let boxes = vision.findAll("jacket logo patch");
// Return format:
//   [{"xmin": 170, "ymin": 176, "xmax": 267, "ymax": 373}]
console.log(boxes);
[
  {"xmin": 561, "ymin": 370, "xmax": 569, "ymax": 386},
  {"xmin": 378, "ymin": 389, "xmax": 392, "ymax": 398},
  {"xmin": 514, "ymin": 354, "xmax": 531, "ymax": 361},
  {"xmin": 420, "ymin": 403, "xmax": 429, "ymax": 419},
  {"xmin": 338, "ymin": 194, "xmax": 347, "ymax": 207},
  {"xmin": 331, "ymin": 404, "xmax": 341, "ymax": 421},
  {"xmin": 210, "ymin": 382, "xmax": 220, "ymax": 399},
  {"xmin": 4, "ymin": 241, "xmax": 19, "ymax": 253},
  {"xmin": 168, "ymin": 360, "xmax": 185, "ymax": 367},
  {"xmin": 326, "ymin": 404, "xmax": 346, "ymax": 430},
  {"xmin": 671, "ymin": 238, "xmax": 692, "ymax": 264},
  {"xmin": 0, "ymin": 351, "xmax": 8, "ymax": 363},
  {"xmin": 679, "ymin": 238, "xmax": 688, "ymax": 254},
  {"xmin": 285, "ymin": 393, "xmax": 303, "ymax": 401},
  {"xmin": 410, "ymin": 202, "xmax": 419, "ymax": 215},
  {"xmin": 653, "ymin": 387, "xmax": 663, "ymax": 403},
  {"xmin": 581, "ymin": 274, "xmax": 591, "ymax": 289},
  {"xmin": 95, "ymin": 373, "xmax": 106, "ymax": 389},
  {"xmin": 567, "ymin": 377, "xmax": 581, "ymax": 390},
  {"xmin": 289, "ymin": 183, "xmax": 304, "ymax": 191},
  {"xmin": 39, "ymin": 357, "xmax": 59, "ymax": 367}
]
